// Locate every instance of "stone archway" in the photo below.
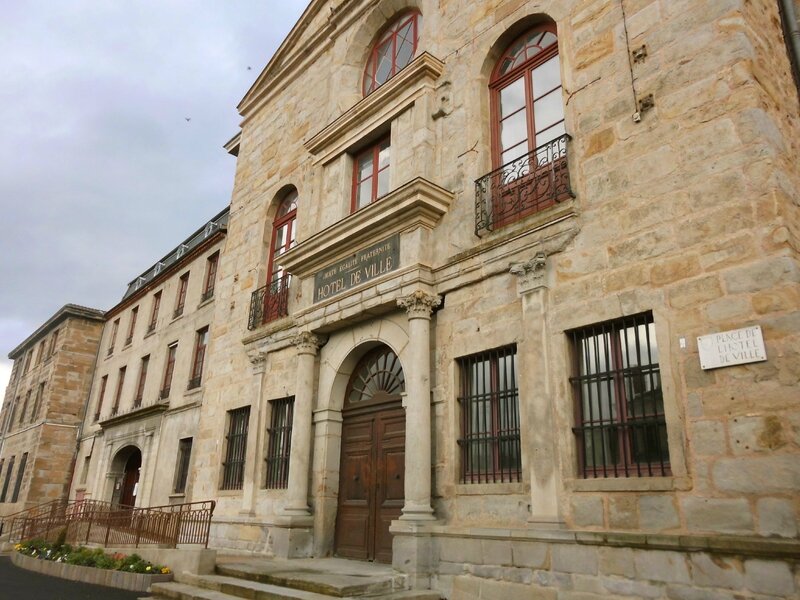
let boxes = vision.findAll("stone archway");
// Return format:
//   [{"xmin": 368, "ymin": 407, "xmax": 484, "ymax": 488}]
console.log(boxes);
[
  {"xmin": 109, "ymin": 445, "xmax": 142, "ymax": 507},
  {"xmin": 334, "ymin": 345, "xmax": 406, "ymax": 563}
]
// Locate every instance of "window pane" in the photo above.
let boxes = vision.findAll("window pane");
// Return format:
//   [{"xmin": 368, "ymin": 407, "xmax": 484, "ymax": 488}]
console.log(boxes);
[
  {"xmin": 357, "ymin": 179, "xmax": 372, "ymax": 208},
  {"xmin": 378, "ymin": 140, "xmax": 390, "ymax": 169},
  {"xmin": 395, "ymin": 22, "xmax": 414, "ymax": 69},
  {"xmin": 358, "ymin": 152, "xmax": 374, "ymax": 181},
  {"xmin": 500, "ymin": 109, "xmax": 528, "ymax": 152},
  {"xmin": 501, "ymin": 142, "xmax": 529, "ymax": 166},
  {"xmin": 535, "ymin": 121, "xmax": 566, "ymax": 147},
  {"xmin": 531, "ymin": 55, "xmax": 561, "ymax": 99},
  {"xmin": 533, "ymin": 89, "xmax": 564, "ymax": 132},
  {"xmin": 377, "ymin": 168, "xmax": 390, "ymax": 198},
  {"xmin": 375, "ymin": 39, "xmax": 393, "ymax": 84},
  {"xmin": 499, "ymin": 78, "xmax": 525, "ymax": 117}
]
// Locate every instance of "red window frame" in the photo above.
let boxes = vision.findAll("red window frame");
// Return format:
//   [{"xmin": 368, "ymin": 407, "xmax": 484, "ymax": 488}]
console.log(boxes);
[
  {"xmin": 489, "ymin": 23, "xmax": 562, "ymax": 169},
  {"xmin": 126, "ymin": 306, "xmax": 138, "ymax": 345},
  {"xmin": 262, "ymin": 191, "xmax": 297, "ymax": 324},
  {"xmin": 189, "ymin": 327, "xmax": 209, "ymax": 387},
  {"xmin": 363, "ymin": 11, "xmax": 421, "ymax": 95},
  {"xmin": 149, "ymin": 291, "xmax": 161, "ymax": 332},
  {"xmin": 161, "ymin": 343, "xmax": 178, "ymax": 398},
  {"xmin": 175, "ymin": 272, "xmax": 190, "ymax": 317},
  {"xmin": 134, "ymin": 355, "xmax": 149, "ymax": 408},
  {"xmin": 112, "ymin": 366, "xmax": 126, "ymax": 416},
  {"xmin": 108, "ymin": 319, "xmax": 119, "ymax": 356},
  {"xmin": 202, "ymin": 252, "xmax": 219, "ymax": 299},
  {"xmin": 351, "ymin": 137, "xmax": 391, "ymax": 212},
  {"xmin": 94, "ymin": 375, "xmax": 108, "ymax": 421}
]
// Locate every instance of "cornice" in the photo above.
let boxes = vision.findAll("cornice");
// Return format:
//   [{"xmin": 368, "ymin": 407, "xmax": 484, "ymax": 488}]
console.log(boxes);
[
  {"xmin": 278, "ymin": 177, "xmax": 453, "ymax": 279},
  {"xmin": 304, "ymin": 52, "xmax": 444, "ymax": 160},
  {"xmin": 98, "ymin": 401, "xmax": 168, "ymax": 429}
]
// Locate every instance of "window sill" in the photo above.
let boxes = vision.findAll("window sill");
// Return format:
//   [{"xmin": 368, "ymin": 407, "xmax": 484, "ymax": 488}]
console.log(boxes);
[
  {"xmin": 304, "ymin": 52, "xmax": 444, "ymax": 162},
  {"xmin": 565, "ymin": 475, "xmax": 691, "ymax": 493},
  {"xmin": 143, "ymin": 329, "xmax": 156, "ymax": 340},
  {"xmin": 184, "ymin": 386, "xmax": 203, "ymax": 398},
  {"xmin": 168, "ymin": 492, "xmax": 186, "ymax": 499},
  {"xmin": 455, "ymin": 481, "xmax": 527, "ymax": 496},
  {"xmin": 170, "ymin": 313, "xmax": 184, "ymax": 324},
  {"xmin": 279, "ymin": 177, "xmax": 453, "ymax": 279},
  {"xmin": 197, "ymin": 296, "xmax": 214, "ymax": 310},
  {"xmin": 216, "ymin": 489, "xmax": 243, "ymax": 497}
]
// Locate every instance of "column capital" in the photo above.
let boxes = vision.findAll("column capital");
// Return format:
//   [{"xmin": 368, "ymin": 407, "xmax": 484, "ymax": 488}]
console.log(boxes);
[
  {"xmin": 510, "ymin": 251, "xmax": 548, "ymax": 294},
  {"xmin": 398, "ymin": 290, "xmax": 441, "ymax": 319},
  {"xmin": 292, "ymin": 331, "xmax": 325, "ymax": 355}
]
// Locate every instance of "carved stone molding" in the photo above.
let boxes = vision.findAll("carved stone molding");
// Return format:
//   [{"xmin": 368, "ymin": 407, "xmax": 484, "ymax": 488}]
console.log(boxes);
[
  {"xmin": 510, "ymin": 252, "xmax": 548, "ymax": 294},
  {"xmin": 292, "ymin": 331, "xmax": 325, "ymax": 354},
  {"xmin": 246, "ymin": 348, "xmax": 267, "ymax": 373},
  {"xmin": 398, "ymin": 290, "xmax": 442, "ymax": 319}
]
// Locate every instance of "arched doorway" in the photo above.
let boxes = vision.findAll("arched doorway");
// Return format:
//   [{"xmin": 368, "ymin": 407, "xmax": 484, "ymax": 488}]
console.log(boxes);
[
  {"xmin": 110, "ymin": 446, "xmax": 141, "ymax": 507},
  {"xmin": 334, "ymin": 345, "xmax": 405, "ymax": 563}
]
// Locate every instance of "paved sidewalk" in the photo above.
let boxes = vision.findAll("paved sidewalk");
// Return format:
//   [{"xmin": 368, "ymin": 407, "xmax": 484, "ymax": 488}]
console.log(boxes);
[{"xmin": 0, "ymin": 556, "xmax": 144, "ymax": 600}]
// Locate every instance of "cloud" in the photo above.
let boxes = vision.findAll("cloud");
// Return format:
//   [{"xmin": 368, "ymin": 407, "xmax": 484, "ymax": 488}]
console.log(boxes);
[{"xmin": 0, "ymin": 1, "xmax": 307, "ymax": 365}]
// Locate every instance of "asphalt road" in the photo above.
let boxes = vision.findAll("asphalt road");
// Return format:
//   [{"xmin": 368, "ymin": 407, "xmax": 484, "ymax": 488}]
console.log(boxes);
[{"xmin": 0, "ymin": 556, "xmax": 145, "ymax": 600}]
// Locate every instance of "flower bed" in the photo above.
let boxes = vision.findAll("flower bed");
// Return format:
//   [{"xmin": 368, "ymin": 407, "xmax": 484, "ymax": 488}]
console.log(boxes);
[{"xmin": 13, "ymin": 539, "xmax": 173, "ymax": 592}]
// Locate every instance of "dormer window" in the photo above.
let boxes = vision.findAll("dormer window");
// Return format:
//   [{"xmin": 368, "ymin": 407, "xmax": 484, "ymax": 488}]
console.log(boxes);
[{"xmin": 363, "ymin": 12, "xmax": 421, "ymax": 96}]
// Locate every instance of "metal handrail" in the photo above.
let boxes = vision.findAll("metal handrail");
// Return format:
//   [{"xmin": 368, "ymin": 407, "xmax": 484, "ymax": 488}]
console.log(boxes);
[{"xmin": 8, "ymin": 498, "xmax": 216, "ymax": 548}]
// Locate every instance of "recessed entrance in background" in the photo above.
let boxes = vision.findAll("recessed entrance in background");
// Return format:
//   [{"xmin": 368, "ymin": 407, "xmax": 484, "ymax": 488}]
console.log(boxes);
[
  {"xmin": 111, "ymin": 446, "xmax": 141, "ymax": 507},
  {"xmin": 335, "ymin": 346, "xmax": 405, "ymax": 563}
]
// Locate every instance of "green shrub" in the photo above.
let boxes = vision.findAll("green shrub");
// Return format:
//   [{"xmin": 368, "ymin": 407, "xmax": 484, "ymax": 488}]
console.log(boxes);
[{"xmin": 15, "ymin": 540, "xmax": 170, "ymax": 574}]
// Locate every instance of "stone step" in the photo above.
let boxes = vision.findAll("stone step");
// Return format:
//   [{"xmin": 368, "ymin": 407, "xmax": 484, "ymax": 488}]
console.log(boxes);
[
  {"xmin": 147, "ymin": 579, "xmax": 442, "ymax": 600},
  {"xmin": 215, "ymin": 561, "xmax": 404, "ymax": 597}
]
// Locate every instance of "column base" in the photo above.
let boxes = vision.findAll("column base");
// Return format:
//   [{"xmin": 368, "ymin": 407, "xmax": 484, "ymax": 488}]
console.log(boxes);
[
  {"xmin": 271, "ymin": 524, "xmax": 314, "ymax": 558},
  {"xmin": 399, "ymin": 503, "xmax": 436, "ymax": 522},
  {"xmin": 281, "ymin": 505, "xmax": 312, "ymax": 519},
  {"xmin": 391, "ymin": 526, "xmax": 435, "ymax": 589}
]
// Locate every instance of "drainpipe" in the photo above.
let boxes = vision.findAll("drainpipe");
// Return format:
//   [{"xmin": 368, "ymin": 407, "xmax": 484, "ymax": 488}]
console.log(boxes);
[{"xmin": 779, "ymin": 0, "xmax": 800, "ymax": 92}]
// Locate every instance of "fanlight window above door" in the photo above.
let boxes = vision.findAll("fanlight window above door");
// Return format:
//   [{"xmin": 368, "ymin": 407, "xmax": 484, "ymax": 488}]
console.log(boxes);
[{"xmin": 346, "ymin": 346, "xmax": 405, "ymax": 407}]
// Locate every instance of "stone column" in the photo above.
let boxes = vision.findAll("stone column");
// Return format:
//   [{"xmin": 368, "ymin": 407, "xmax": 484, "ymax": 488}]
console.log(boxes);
[
  {"xmin": 510, "ymin": 252, "xmax": 562, "ymax": 526},
  {"xmin": 241, "ymin": 351, "xmax": 267, "ymax": 514},
  {"xmin": 282, "ymin": 331, "xmax": 324, "ymax": 518},
  {"xmin": 397, "ymin": 290, "xmax": 441, "ymax": 521}
]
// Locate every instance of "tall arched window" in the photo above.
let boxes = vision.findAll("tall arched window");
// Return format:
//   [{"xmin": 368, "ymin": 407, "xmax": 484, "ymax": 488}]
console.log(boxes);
[
  {"xmin": 363, "ymin": 12, "xmax": 422, "ymax": 96},
  {"xmin": 491, "ymin": 24, "xmax": 564, "ymax": 167},
  {"xmin": 477, "ymin": 23, "xmax": 570, "ymax": 231},
  {"xmin": 264, "ymin": 190, "xmax": 297, "ymax": 323}
]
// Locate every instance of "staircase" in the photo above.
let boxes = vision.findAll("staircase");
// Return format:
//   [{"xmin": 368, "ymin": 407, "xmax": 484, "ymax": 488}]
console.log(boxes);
[{"xmin": 145, "ymin": 557, "xmax": 442, "ymax": 600}]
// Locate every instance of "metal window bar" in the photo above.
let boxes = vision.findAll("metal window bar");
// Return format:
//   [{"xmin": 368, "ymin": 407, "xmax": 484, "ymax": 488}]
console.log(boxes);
[
  {"xmin": 221, "ymin": 406, "xmax": 250, "ymax": 490},
  {"xmin": 569, "ymin": 312, "xmax": 669, "ymax": 478},
  {"xmin": 265, "ymin": 397, "xmax": 294, "ymax": 489},
  {"xmin": 475, "ymin": 134, "xmax": 573, "ymax": 235},
  {"xmin": 457, "ymin": 346, "xmax": 521, "ymax": 484},
  {"xmin": 247, "ymin": 273, "xmax": 291, "ymax": 330}
]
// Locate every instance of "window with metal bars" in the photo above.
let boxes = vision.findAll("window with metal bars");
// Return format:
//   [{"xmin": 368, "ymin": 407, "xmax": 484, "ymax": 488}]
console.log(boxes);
[
  {"xmin": 221, "ymin": 406, "xmax": 250, "ymax": 490},
  {"xmin": 11, "ymin": 453, "xmax": 28, "ymax": 503},
  {"xmin": 568, "ymin": 311, "xmax": 669, "ymax": 478},
  {"xmin": 457, "ymin": 345, "xmax": 521, "ymax": 483},
  {"xmin": 264, "ymin": 397, "xmax": 294, "ymax": 489},
  {"xmin": 173, "ymin": 437, "xmax": 193, "ymax": 494}
]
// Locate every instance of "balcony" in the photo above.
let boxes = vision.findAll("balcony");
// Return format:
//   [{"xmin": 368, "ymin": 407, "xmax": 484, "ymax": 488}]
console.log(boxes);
[
  {"xmin": 475, "ymin": 134, "xmax": 573, "ymax": 236},
  {"xmin": 247, "ymin": 274, "xmax": 290, "ymax": 330}
]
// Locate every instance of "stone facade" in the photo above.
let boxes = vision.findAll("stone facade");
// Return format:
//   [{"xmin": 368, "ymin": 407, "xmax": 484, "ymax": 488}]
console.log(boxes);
[
  {"xmin": 70, "ymin": 209, "xmax": 228, "ymax": 510},
  {"xmin": 0, "ymin": 305, "xmax": 104, "ymax": 517},
  {"xmin": 184, "ymin": 0, "xmax": 800, "ymax": 597}
]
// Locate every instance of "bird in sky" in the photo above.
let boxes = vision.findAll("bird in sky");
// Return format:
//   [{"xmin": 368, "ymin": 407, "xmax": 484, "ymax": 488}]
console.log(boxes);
[{"xmin": 185, "ymin": 117, "xmax": 191, "ymax": 122}]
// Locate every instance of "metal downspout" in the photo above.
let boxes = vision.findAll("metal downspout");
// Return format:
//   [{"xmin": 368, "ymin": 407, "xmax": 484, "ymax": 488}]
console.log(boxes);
[{"xmin": 779, "ymin": 0, "xmax": 800, "ymax": 91}]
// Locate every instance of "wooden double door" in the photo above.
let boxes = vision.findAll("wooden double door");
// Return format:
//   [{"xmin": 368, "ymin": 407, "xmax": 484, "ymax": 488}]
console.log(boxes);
[{"xmin": 334, "ymin": 403, "xmax": 405, "ymax": 563}]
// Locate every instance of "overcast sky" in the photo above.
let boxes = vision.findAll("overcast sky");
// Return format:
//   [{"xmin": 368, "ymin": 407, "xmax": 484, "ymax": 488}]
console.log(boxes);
[{"xmin": 0, "ymin": 1, "xmax": 308, "ymax": 404}]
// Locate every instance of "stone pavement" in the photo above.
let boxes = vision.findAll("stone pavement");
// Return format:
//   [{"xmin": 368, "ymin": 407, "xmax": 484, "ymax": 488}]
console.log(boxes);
[{"xmin": 0, "ymin": 555, "xmax": 141, "ymax": 600}]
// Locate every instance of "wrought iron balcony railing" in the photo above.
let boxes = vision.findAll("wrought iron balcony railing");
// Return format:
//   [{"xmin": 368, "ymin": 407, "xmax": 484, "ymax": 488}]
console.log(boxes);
[
  {"xmin": 247, "ymin": 274, "xmax": 291, "ymax": 330},
  {"xmin": 475, "ymin": 134, "xmax": 573, "ymax": 236}
]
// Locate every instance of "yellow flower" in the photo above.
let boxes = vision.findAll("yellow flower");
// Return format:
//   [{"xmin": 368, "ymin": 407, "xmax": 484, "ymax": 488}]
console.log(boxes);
[{"xmin": 161, "ymin": 567, "xmax": 171, "ymax": 574}]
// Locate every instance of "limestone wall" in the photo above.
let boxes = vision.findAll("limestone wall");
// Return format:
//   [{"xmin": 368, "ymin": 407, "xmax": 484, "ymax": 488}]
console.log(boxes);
[{"xmin": 193, "ymin": 0, "xmax": 800, "ymax": 578}]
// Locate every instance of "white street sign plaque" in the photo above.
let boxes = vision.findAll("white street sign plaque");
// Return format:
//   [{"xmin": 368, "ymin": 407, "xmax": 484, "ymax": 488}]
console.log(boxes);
[{"xmin": 697, "ymin": 325, "xmax": 767, "ymax": 371}]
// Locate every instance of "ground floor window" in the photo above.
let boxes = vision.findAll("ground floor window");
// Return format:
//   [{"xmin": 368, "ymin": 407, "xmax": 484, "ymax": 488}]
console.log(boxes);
[
  {"xmin": 173, "ymin": 438, "xmax": 193, "ymax": 494},
  {"xmin": 264, "ymin": 397, "xmax": 294, "ymax": 489},
  {"xmin": 568, "ymin": 311, "xmax": 669, "ymax": 478},
  {"xmin": 457, "ymin": 345, "xmax": 521, "ymax": 483},
  {"xmin": 221, "ymin": 406, "xmax": 250, "ymax": 490}
]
